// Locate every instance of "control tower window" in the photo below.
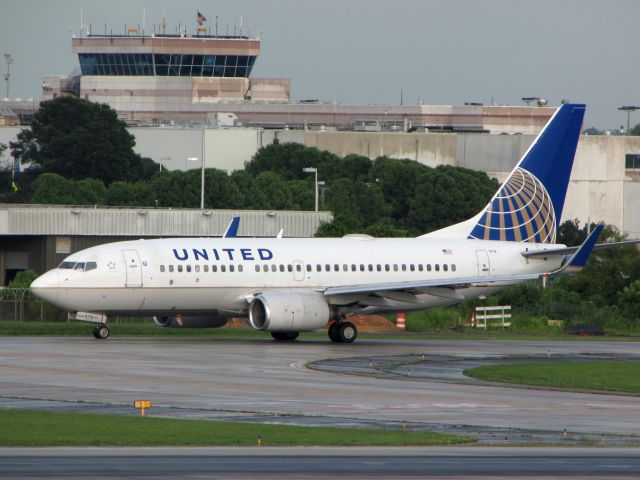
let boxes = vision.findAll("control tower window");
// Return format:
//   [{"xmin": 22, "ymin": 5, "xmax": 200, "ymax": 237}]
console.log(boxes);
[{"xmin": 79, "ymin": 51, "xmax": 256, "ymax": 78}]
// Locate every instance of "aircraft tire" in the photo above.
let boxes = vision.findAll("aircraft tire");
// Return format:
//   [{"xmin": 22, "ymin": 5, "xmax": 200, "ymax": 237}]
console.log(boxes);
[
  {"xmin": 328, "ymin": 322, "xmax": 341, "ymax": 343},
  {"xmin": 338, "ymin": 321, "xmax": 357, "ymax": 343},
  {"xmin": 271, "ymin": 331, "xmax": 299, "ymax": 342},
  {"xmin": 93, "ymin": 324, "xmax": 110, "ymax": 339}
]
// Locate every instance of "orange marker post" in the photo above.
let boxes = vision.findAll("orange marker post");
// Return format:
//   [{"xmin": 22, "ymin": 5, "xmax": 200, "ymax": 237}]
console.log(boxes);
[
  {"xmin": 134, "ymin": 400, "xmax": 152, "ymax": 416},
  {"xmin": 396, "ymin": 313, "xmax": 406, "ymax": 331}
]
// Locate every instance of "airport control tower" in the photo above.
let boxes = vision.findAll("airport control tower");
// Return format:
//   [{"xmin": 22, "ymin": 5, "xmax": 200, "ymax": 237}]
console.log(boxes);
[{"xmin": 42, "ymin": 25, "xmax": 291, "ymax": 123}]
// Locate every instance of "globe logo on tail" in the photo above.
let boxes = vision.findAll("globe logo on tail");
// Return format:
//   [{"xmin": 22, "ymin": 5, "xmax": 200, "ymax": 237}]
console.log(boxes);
[{"xmin": 468, "ymin": 168, "xmax": 556, "ymax": 243}]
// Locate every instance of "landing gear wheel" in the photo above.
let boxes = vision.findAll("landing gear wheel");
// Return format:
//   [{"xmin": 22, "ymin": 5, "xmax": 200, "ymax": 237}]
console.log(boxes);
[
  {"xmin": 92, "ymin": 324, "xmax": 110, "ymax": 339},
  {"xmin": 328, "ymin": 322, "xmax": 341, "ymax": 343},
  {"xmin": 338, "ymin": 321, "xmax": 357, "ymax": 343},
  {"xmin": 271, "ymin": 331, "xmax": 299, "ymax": 342}
]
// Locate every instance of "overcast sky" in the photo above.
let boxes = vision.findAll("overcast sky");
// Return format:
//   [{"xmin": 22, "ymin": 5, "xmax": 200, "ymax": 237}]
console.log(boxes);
[{"xmin": 1, "ymin": 0, "xmax": 638, "ymax": 129}]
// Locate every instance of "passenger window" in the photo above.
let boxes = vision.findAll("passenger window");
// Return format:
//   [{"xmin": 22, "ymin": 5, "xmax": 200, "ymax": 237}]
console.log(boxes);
[
  {"xmin": 443, "ymin": 264, "xmax": 448, "ymax": 272},
  {"xmin": 376, "ymin": 264, "xmax": 382, "ymax": 272},
  {"xmin": 334, "ymin": 264, "xmax": 339, "ymax": 272},
  {"xmin": 229, "ymin": 265, "xmax": 235, "ymax": 272},
  {"xmin": 306, "ymin": 264, "xmax": 312, "ymax": 272},
  {"xmin": 238, "ymin": 265, "xmax": 243, "ymax": 272},
  {"xmin": 435, "ymin": 264, "xmax": 440, "ymax": 272},
  {"xmin": 316, "ymin": 264, "xmax": 322, "ymax": 272},
  {"xmin": 212, "ymin": 265, "xmax": 217, "ymax": 272},
  {"xmin": 325, "ymin": 264, "xmax": 331, "ymax": 272},
  {"xmin": 186, "ymin": 265, "xmax": 192, "ymax": 273},
  {"xmin": 160, "ymin": 265, "xmax": 166, "ymax": 273},
  {"xmin": 221, "ymin": 265, "xmax": 227, "ymax": 272},
  {"xmin": 195, "ymin": 265, "xmax": 200, "ymax": 273},
  {"xmin": 255, "ymin": 265, "xmax": 260, "ymax": 272},
  {"xmin": 360, "ymin": 264, "xmax": 365, "ymax": 272},
  {"xmin": 427, "ymin": 264, "xmax": 432, "ymax": 272},
  {"xmin": 393, "ymin": 264, "xmax": 398, "ymax": 272},
  {"xmin": 351, "ymin": 264, "xmax": 356, "ymax": 272},
  {"xmin": 418, "ymin": 265, "xmax": 423, "ymax": 272},
  {"xmin": 452, "ymin": 264, "xmax": 456, "ymax": 272},
  {"xmin": 401, "ymin": 264, "xmax": 406, "ymax": 271},
  {"xmin": 280, "ymin": 265, "xmax": 285, "ymax": 272},
  {"xmin": 169, "ymin": 265, "xmax": 174, "ymax": 273},
  {"xmin": 410, "ymin": 264, "xmax": 415, "ymax": 272},
  {"xmin": 343, "ymin": 264, "xmax": 348, "ymax": 272},
  {"xmin": 271, "ymin": 265, "xmax": 277, "ymax": 272},
  {"xmin": 296, "ymin": 264, "xmax": 302, "ymax": 272},
  {"xmin": 204, "ymin": 265, "xmax": 209, "ymax": 273},
  {"xmin": 287, "ymin": 265, "xmax": 293, "ymax": 272},
  {"xmin": 385, "ymin": 264, "xmax": 390, "ymax": 272},
  {"xmin": 368, "ymin": 264, "xmax": 373, "ymax": 271}
]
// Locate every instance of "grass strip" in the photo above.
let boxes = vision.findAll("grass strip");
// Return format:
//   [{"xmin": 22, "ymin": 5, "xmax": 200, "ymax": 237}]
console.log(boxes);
[
  {"xmin": 465, "ymin": 360, "xmax": 640, "ymax": 395},
  {"xmin": 1, "ymin": 321, "xmax": 637, "ymax": 342},
  {"xmin": 0, "ymin": 409, "xmax": 472, "ymax": 446}
]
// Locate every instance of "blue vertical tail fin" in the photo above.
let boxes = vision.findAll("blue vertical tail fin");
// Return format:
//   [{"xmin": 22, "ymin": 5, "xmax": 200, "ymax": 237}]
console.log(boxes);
[{"xmin": 423, "ymin": 103, "xmax": 585, "ymax": 243}]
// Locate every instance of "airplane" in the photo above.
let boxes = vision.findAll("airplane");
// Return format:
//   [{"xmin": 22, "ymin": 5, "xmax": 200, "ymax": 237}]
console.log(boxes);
[{"xmin": 30, "ymin": 103, "xmax": 627, "ymax": 342}]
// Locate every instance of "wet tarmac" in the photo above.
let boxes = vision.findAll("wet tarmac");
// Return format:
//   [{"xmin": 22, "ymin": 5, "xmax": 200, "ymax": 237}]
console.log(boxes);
[{"xmin": 1, "ymin": 337, "xmax": 639, "ymax": 446}]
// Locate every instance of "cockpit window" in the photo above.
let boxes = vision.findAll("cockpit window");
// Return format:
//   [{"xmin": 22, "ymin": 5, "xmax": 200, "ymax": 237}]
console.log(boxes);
[{"xmin": 58, "ymin": 261, "xmax": 98, "ymax": 271}]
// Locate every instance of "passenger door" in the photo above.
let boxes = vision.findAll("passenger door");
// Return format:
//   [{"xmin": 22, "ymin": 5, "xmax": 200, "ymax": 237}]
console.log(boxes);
[{"xmin": 122, "ymin": 249, "xmax": 143, "ymax": 287}]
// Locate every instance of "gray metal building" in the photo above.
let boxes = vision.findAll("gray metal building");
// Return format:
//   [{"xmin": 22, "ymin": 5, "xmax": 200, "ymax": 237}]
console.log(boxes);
[{"xmin": 0, "ymin": 205, "xmax": 331, "ymax": 285}]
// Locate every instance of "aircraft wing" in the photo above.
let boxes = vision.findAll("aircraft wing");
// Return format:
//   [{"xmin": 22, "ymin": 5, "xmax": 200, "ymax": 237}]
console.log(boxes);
[{"xmin": 323, "ymin": 272, "xmax": 542, "ymax": 298}]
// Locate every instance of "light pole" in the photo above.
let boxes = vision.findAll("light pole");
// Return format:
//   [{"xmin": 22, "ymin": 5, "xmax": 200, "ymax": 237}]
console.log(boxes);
[
  {"xmin": 186, "ymin": 156, "xmax": 202, "ymax": 208},
  {"xmin": 302, "ymin": 167, "xmax": 319, "ymax": 212},
  {"xmin": 3, "ymin": 54, "xmax": 12, "ymax": 98},
  {"xmin": 618, "ymin": 106, "xmax": 640, "ymax": 135}
]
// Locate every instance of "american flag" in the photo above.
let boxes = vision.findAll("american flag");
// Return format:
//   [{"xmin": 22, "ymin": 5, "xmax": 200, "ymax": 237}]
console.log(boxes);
[{"xmin": 197, "ymin": 11, "xmax": 207, "ymax": 25}]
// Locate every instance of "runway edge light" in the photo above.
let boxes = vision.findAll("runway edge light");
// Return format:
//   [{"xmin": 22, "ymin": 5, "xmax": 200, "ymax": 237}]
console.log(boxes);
[{"xmin": 134, "ymin": 400, "xmax": 152, "ymax": 416}]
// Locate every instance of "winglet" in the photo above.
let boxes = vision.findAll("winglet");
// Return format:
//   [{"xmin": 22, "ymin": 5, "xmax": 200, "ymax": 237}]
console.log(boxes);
[
  {"xmin": 223, "ymin": 217, "xmax": 240, "ymax": 238},
  {"xmin": 562, "ymin": 223, "xmax": 604, "ymax": 270}
]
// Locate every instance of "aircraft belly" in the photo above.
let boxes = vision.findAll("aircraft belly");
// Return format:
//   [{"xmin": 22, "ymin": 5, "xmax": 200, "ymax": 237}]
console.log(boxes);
[{"xmin": 51, "ymin": 287, "xmax": 249, "ymax": 314}]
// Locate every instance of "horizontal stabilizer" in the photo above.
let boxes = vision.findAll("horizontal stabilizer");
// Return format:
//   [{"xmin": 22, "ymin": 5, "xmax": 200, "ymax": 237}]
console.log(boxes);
[{"xmin": 522, "ymin": 238, "xmax": 640, "ymax": 259}]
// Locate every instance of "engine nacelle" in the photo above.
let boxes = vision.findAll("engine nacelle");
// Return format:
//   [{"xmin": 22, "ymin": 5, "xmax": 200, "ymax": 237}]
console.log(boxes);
[
  {"xmin": 153, "ymin": 314, "xmax": 228, "ymax": 329},
  {"xmin": 248, "ymin": 292, "xmax": 330, "ymax": 332}
]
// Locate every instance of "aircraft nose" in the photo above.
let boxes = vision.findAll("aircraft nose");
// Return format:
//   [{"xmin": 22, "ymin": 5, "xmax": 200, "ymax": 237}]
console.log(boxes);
[{"xmin": 30, "ymin": 270, "xmax": 60, "ymax": 304}]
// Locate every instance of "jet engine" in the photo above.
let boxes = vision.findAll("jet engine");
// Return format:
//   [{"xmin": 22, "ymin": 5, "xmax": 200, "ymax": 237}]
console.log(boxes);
[
  {"xmin": 248, "ymin": 292, "xmax": 330, "ymax": 332},
  {"xmin": 153, "ymin": 314, "xmax": 228, "ymax": 329}
]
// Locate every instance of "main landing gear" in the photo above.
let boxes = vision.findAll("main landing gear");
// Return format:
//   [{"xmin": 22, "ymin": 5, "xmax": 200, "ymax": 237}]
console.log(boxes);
[
  {"xmin": 328, "ymin": 320, "xmax": 357, "ymax": 344},
  {"xmin": 92, "ymin": 324, "xmax": 110, "ymax": 339}
]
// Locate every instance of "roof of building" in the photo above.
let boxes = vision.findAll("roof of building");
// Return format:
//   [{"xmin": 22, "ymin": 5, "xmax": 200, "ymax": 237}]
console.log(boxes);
[{"xmin": 0, "ymin": 205, "xmax": 332, "ymax": 238}]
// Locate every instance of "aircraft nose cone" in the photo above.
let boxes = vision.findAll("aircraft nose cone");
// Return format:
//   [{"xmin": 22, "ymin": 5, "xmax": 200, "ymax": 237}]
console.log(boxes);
[{"xmin": 30, "ymin": 270, "xmax": 60, "ymax": 304}]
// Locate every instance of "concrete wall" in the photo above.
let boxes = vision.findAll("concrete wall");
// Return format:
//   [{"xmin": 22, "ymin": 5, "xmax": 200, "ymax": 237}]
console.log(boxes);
[{"xmin": 624, "ymin": 182, "xmax": 640, "ymax": 239}]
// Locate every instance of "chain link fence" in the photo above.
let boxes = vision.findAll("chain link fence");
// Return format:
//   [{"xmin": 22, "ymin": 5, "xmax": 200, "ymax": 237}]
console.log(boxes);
[{"xmin": 0, "ymin": 288, "xmax": 66, "ymax": 322}]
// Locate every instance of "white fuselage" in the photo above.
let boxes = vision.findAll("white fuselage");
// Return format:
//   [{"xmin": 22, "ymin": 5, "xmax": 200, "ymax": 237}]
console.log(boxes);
[{"xmin": 31, "ymin": 236, "xmax": 562, "ymax": 316}]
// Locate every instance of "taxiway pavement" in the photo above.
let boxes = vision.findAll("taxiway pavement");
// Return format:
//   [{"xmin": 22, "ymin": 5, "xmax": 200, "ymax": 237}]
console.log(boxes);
[{"xmin": 1, "ymin": 337, "xmax": 639, "ymax": 441}]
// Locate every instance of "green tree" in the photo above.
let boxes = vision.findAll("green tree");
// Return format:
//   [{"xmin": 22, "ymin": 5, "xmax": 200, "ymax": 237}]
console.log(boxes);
[
  {"xmin": 618, "ymin": 280, "xmax": 640, "ymax": 321},
  {"xmin": 630, "ymin": 123, "xmax": 640, "ymax": 136},
  {"xmin": 8, "ymin": 269, "xmax": 38, "ymax": 288},
  {"xmin": 11, "ymin": 96, "xmax": 157, "ymax": 185}
]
